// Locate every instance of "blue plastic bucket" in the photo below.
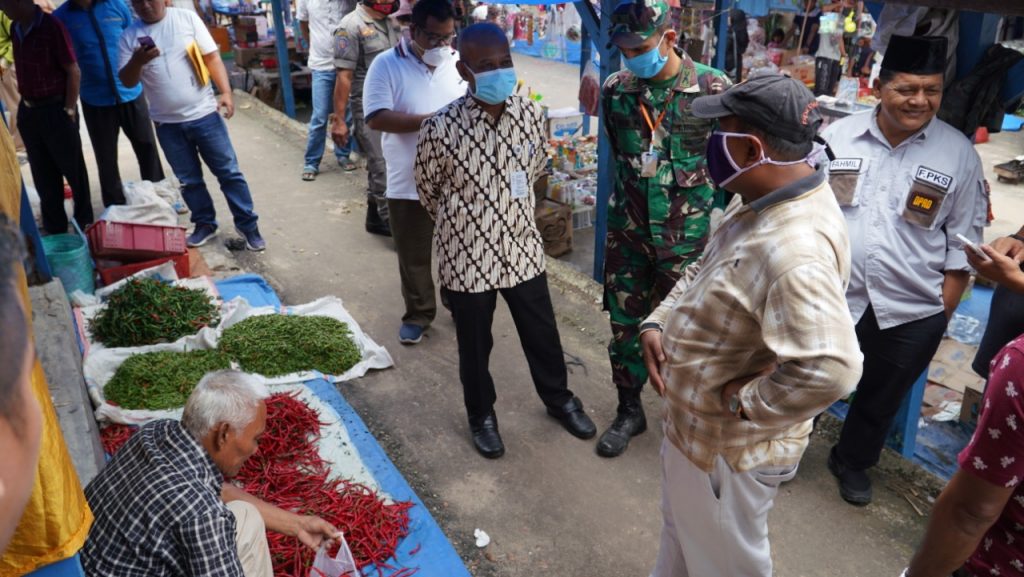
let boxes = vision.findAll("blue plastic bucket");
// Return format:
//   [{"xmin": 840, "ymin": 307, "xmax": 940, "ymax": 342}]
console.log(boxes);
[{"xmin": 41, "ymin": 222, "xmax": 95, "ymax": 296}]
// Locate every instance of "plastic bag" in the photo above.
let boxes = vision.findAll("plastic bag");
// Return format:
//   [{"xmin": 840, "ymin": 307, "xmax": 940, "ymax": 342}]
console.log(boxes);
[
  {"xmin": 310, "ymin": 536, "xmax": 360, "ymax": 577},
  {"xmin": 579, "ymin": 60, "xmax": 600, "ymax": 117}
]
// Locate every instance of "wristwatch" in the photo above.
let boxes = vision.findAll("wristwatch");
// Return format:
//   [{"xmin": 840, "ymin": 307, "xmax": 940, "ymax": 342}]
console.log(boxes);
[{"xmin": 1010, "ymin": 233, "xmax": 1024, "ymax": 244}]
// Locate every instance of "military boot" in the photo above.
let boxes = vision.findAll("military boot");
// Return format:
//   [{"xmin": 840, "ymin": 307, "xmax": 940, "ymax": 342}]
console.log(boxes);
[
  {"xmin": 365, "ymin": 198, "xmax": 391, "ymax": 237},
  {"xmin": 596, "ymin": 390, "xmax": 646, "ymax": 458}
]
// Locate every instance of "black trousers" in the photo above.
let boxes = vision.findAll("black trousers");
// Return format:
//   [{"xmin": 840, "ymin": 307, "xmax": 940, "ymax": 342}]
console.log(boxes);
[
  {"xmin": 835, "ymin": 306, "xmax": 948, "ymax": 470},
  {"xmin": 973, "ymin": 282, "xmax": 1024, "ymax": 379},
  {"xmin": 814, "ymin": 57, "xmax": 841, "ymax": 97},
  {"xmin": 82, "ymin": 96, "xmax": 164, "ymax": 207},
  {"xmin": 445, "ymin": 273, "xmax": 574, "ymax": 421},
  {"xmin": 19, "ymin": 103, "xmax": 92, "ymax": 234}
]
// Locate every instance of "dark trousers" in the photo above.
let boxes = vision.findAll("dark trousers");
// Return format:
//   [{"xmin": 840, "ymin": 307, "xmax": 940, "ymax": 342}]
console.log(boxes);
[
  {"xmin": 814, "ymin": 57, "xmax": 841, "ymax": 96},
  {"xmin": 387, "ymin": 198, "xmax": 436, "ymax": 327},
  {"xmin": 835, "ymin": 306, "xmax": 948, "ymax": 470},
  {"xmin": 82, "ymin": 96, "xmax": 164, "ymax": 207},
  {"xmin": 973, "ymin": 282, "xmax": 1024, "ymax": 379},
  {"xmin": 445, "ymin": 273, "xmax": 574, "ymax": 421},
  {"xmin": 351, "ymin": 100, "xmax": 388, "ymax": 222},
  {"xmin": 19, "ymin": 103, "xmax": 92, "ymax": 234}
]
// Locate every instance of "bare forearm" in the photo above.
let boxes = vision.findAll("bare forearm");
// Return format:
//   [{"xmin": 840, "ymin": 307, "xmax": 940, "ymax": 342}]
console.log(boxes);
[
  {"xmin": 119, "ymin": 60, "xmax": 143, "ymax": 88},
  {"xmin": 367, "ymin": 110, "xmax": 431, "ymax": 133},
  {"xmin": 64, "ymin": 63, "xmax": 80, "ymax": 109},
  {"xmin": 300, "ymin": 20, "xmax": 309, "ymax": 46},
  {"xmin": 333, "ymin": 70, "xmax": 352, "ymax": 118},
  {"xmin": 222, "ymin": 483, "xmax": 301, "ymax": 537},
  {"xmin": 942, "ymin": 270, "xmax": 970, "ymax": 319},
  {"xmin": 204, "ymin": 52, "xmax": 231, "ymax": 96}
]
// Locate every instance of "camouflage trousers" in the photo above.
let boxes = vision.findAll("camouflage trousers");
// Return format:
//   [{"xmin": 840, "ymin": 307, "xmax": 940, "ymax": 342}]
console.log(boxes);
[{"xmin": 603, "ymin": 232, "xmax": 701, "ymax": 393}]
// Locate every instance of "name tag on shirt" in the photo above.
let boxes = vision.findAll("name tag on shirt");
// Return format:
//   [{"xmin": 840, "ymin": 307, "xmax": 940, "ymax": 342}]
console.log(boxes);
[
  {"xmin": 913, "ymin": 166, "xmax": 953, "ymax": 192},
  {"xmin": 511, "ymin": 171, "xmax": 529, "ymax": 199},
  {"xmin": 829, "ymin": 158, "xmax": 862, "ymax": 173}
]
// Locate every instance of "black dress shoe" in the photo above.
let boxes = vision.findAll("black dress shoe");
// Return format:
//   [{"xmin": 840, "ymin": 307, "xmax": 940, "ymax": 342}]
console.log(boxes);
[
  {"xmin": 596, "ymin": 399, "xmax": 647, "ymax": 458},
  {"xmin": 828, "ymin": 446, "xmax": 872, "ymax": 506},
  {"xmin": 469, "ymin": 413, "xmax": 505, "ymax": 459},
  {"xmin": 365, "ymin": 201, "xmax": 392, "ymax": 237},
  {"xmin": 546, "ymin": 397, "xmax": 597, "ymax": 439}
]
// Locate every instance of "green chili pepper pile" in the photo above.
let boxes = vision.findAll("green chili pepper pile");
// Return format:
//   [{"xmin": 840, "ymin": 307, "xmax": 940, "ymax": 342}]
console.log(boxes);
[
  {"xmin": 218, "ymin": 315, "xmax": 361, "ymax": 377},
  {"xmin": 104, "ymin": 350, "xmax": 232, "ymax": 410},
  {"xmin": 90, "ymin": 279, "xmax": 220, "ymax": 348}
]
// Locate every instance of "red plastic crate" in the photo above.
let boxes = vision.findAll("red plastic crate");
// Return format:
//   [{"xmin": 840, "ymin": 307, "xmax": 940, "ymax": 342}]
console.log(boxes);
[
  {"xmin": 86, "ymin": 220, "xmax": 187, "ymax": 261},
  {"xmin": 96, "ymin": 252, "xmax": 190, "ymax": 286}
]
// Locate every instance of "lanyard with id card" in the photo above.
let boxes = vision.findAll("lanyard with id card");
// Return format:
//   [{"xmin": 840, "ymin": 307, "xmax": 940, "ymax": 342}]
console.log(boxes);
[{"xmin": 639, "ymin": 87, "xmax": 676, "ymax": 178}]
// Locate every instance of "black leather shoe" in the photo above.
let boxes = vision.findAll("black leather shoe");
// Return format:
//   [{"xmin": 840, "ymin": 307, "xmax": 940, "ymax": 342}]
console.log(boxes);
[
  {"xmin": 596, "ymin": 399, "xmax": 647, "ymax": 458},
  {"xmin": 546, "ymin": 397, "xmax": 597, "ymax": 439},
  {"xmin": 828, "ymin": 446, "xmax": 872, "ymax": 506},
  {"xmin": 469, "ymin": 413, "xmax": 505, "ymax": 459}
]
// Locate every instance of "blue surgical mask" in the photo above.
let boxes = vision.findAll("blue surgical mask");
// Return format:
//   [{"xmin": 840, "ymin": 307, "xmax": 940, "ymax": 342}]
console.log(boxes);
[
  {"xmin": 623, "ymin": 33, "xmax": 668, "ymax": 79},
  {"xmin": 469, "ymin": 66, "xmax": 517, "ymax": 105},
  {"xmin": 705, "ymin": 131, "xmax": 814, "ymax": 190}
]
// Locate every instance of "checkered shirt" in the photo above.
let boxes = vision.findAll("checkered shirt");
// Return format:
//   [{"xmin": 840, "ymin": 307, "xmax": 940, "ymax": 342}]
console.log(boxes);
[
  {"xmin": 80, "ymin": 419, "xmax": 244, "ymax": 576},
  {"xmin": 645, "ymin": 168, "xmax": 864, "ymax": 472}
]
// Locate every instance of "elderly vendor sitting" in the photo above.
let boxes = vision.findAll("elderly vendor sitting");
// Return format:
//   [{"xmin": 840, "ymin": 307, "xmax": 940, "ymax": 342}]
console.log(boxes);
[{"xmin": 81, "ymin": 370, "xmax": 338, "ymax": 576}]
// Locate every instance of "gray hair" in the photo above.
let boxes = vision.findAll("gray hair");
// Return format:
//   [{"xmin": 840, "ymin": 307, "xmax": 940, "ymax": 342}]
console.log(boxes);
[{"xmin": 182, "ymin": 370, "xmax": 269, "ymax": 440}]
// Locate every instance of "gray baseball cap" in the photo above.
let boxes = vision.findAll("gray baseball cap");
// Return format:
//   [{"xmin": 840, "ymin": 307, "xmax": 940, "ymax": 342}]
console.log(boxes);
[{"xmin": 691, "ymin": 74, "xmax": 822, "ymax": 143}]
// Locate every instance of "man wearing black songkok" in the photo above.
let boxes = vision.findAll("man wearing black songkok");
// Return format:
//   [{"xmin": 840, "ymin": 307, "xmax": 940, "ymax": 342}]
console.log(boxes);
[{"xmin": 820, "ymin": 35, "xmax": 988, "ymax": 506}]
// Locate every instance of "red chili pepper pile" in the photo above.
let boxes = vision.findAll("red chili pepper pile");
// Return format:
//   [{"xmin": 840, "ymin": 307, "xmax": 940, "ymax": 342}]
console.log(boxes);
[
  {"xmin": 100, "ymin": 423, "xmax": 138, "ymax": 455},
  {"xmin": 100, "ymin": 392, "xmax": 415, "ymax": 577},
  {"xmin": 233, "ymin": 392, "xmax": 414, "ymax": 577}
]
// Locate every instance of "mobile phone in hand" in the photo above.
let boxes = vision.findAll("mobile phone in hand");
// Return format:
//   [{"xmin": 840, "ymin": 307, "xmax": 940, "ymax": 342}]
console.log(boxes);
[
  {"xmin": 956, "ymin": 233, "xmax": 991, "ymax": 261},
  {"xmin": 138, "ymin": 36, "xmax": 155, "ymax": 50}
]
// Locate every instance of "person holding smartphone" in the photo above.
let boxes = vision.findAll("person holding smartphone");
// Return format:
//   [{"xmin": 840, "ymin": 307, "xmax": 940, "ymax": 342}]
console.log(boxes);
[{"xmin": 118, "ymin": 0, "xmax": 266, "ymax": 251}]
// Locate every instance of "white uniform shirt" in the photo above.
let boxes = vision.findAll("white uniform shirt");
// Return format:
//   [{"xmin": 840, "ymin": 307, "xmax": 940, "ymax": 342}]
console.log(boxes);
[
  {"xmin": 118, "ymin": 8, "xmax": 217, "ymax": 124},
  {"xmin": 363, "ymin": 37, "xmax": 466, "ymax": 201},
  {"xmin": 296, "ymin": 0, "xmax": 349, "ymax": 71},
  {"xmin": 822, "ymin": 108, "xmax": 987, "ymax": 330}
]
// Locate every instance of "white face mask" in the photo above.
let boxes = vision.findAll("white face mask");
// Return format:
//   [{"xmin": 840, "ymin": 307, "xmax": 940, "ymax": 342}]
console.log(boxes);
[{"xmin": 420, "ymin": 45, "xmax": 454, "ymax": 67}]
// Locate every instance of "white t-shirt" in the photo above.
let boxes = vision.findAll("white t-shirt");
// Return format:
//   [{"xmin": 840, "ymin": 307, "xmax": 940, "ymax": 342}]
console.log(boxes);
[
  {"xmin": 471, "ymin": 4, "xmax": 487, "ymax": 21},
  {"xmin": 119, "ymin": 8, "xmax": 218, "ymax": 124},
  {"xmin": 296, "ymin": 0, "xmax": 348, "ymax": 71},
  {"xmin": 363, "ymin": 38, "xmax": 466, "ymax": 201}
]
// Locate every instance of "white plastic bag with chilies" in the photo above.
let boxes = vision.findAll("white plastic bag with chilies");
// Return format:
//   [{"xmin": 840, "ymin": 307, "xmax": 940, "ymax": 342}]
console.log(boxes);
[{"xmin": 310, "ymin": 534, "xmax": 360, "ymax": 577}]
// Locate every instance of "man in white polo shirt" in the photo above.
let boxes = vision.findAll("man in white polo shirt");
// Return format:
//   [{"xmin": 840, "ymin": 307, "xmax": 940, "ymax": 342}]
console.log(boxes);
[
  {"xmin": 118, "ymin": 0, "xmax": 265, "ymax": 251},
  {"xmin": 363, "ymin": 0, "xmax": 464, "ymax": 344}
]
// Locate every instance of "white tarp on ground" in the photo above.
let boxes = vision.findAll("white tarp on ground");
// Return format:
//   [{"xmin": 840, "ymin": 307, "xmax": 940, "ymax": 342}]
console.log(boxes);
[{"xmin": 82, "ymin": 294, "xmax": 394, "ymax": 425}]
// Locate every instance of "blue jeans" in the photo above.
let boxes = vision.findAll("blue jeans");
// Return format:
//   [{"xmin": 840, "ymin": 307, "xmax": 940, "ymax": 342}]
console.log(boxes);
[
  {"xmin": 303, "ymin": 69, "xmax": 357, "ymax": 171},
  {"xmin": 155, "ymin": 111, "xmax": 258, "ymax": 232}
]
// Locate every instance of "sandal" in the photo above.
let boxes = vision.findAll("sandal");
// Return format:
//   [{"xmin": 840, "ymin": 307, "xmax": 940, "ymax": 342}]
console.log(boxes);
[
  {"xmin": 301, "ymin": 169, "xmax": 317, "ymax": 181},
  {"xmin": 339, "ymin": 158, "xmax": 357, "ymax": 172}
]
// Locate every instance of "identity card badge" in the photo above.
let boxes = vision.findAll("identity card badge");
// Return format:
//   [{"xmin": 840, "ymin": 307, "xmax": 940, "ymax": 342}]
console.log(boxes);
[
  {"xmin": 641, "ymin": 147, "xmax": 658, "ymax": 178},
  {"xmin": 511, "ymin": 171, "xmax": 529, "ymax": 199}
]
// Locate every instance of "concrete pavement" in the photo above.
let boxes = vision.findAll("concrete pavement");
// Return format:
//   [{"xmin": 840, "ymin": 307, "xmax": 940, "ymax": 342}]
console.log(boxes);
[{"xmin": 21, "ymin": 63, "xmax": 971, "ymax": 575}]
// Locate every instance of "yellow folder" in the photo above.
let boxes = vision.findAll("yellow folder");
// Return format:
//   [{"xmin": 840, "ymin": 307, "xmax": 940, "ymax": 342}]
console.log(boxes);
[{"xmin": 185, "ymin": 40, "xmax": 211, "ymax": 87}]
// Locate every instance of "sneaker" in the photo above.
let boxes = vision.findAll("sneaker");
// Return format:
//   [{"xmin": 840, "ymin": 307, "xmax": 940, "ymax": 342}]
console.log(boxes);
[
  {"xmin": 827, "ymin": 446, "xmax": 872, "ymax": 506},
  {"xmin": 186, "ymin": 224, "xmax": 218, "ymax": 247},
  {"xmin": 235, "ymin": 226, "xmax": 266, "ymax": 252},
  {"xmin": 399, "ymin": 323, "xmax": 425, "ymax": 344}
]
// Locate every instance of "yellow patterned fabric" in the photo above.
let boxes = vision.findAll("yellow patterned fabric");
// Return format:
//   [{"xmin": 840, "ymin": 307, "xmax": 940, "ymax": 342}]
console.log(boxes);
[{"xmin": 0, "ymin": 121, "xmax": 92, "ymax": 576}]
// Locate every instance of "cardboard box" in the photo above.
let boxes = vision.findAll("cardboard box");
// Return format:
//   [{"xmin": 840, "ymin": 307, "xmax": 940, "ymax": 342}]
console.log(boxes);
[
  {"xmin": 960, "ymin": 384, "xmax": 984, "ymax": 424},
  {"xmin": 928, "ymin": 338, "xmax": 985, "ymax": 394},
  {"xmin": 535, "ymin": 199, "xmax": 572, "ymax": 257},
  {"xmin": 210, "ymin": 26, "xmax": 231, "ymax": 53},
  {"xmin": 547, "ymin": 108, "xmax": 584, "ymax": 140}
]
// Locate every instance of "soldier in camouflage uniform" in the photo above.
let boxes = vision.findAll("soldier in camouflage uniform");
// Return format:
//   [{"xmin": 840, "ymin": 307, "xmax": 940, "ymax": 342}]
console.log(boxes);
[{"xmin": 597, "ymin": 0, "xmax": 730, "ymax": 458}]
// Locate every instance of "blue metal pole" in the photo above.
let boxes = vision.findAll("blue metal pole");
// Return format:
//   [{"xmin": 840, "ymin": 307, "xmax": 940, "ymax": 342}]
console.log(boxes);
[
  {"xmin": 579, "ymin": 22, "xmax": 591, "ymax": 136},
  {"xmin": 269, "ymin": 0, "xmax": 296, "ymax": 118},
  {"xmin": 575, "ymin": 0, "xmax": 619, "ymax": 282},
  {"xmin": 714, "ymin": 0, "xmax": 728, "ymax": 72}
]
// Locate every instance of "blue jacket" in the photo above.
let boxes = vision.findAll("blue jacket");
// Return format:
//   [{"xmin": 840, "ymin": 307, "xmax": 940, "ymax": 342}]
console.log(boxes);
[{"xmin": 54, "ymin": 0, "xmax": 141, "ymax": 106}]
